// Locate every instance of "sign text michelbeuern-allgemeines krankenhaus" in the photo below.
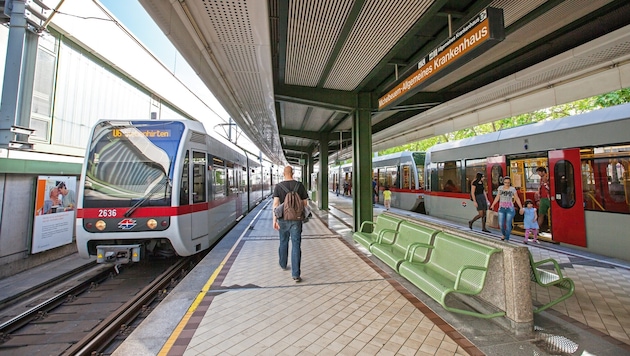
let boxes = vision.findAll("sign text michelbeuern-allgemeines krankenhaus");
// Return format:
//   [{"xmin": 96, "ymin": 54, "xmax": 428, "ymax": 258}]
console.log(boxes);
[{"xmin": 378, "ymin": 7, "xmax": 505, "ymax": 111}]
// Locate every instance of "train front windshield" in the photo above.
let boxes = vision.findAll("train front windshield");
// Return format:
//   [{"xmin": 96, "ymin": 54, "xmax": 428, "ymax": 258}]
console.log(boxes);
[{"xmin": 82, "ymin": 121, "xmax": 184, "ymax": 208}]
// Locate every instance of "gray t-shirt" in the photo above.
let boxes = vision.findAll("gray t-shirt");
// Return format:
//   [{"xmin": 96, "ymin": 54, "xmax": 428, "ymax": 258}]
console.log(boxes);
[{"xmin": 497, "ymin": 185, "xmax": 517, "ymax": 208}]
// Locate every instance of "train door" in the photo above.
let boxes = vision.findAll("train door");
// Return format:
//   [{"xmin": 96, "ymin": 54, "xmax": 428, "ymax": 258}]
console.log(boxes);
[
  {"xmin": 191, "ymin": 151, "xmax": 208, "ymax": 239},
  {"xmin": 226, "ymin": 162, "xmax": 238, "ymax": 217},
  {"xmin": 179, "ymin": 150, "xmax": 192, "ymax": 238},
  {"xmin": 549, "ymin": 149, "xmax": 587, "ymax": 246},
  {"xmin": 237, "ymin": 166, "xmax": 247, "ymax": 214}
]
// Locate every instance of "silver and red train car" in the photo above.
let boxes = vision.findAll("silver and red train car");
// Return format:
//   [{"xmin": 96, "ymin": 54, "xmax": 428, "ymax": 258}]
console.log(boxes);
[
  {"xmin": 423, "ymin": 103, "xmax": 630, "ymax": 261},
  {"xmin": 330, "ymin": 151, "xmax": 426, "ymax": 212},
  {"xmin": 76, "ymin": 119, "xmax": 279, "ymax": 263}
]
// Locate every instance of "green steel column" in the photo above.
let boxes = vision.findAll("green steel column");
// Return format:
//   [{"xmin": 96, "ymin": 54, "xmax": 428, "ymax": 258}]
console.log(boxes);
[
  {"xmin": 318, "ymin": 132, "xmax": 329, "ymax": 210},
  {"xmin": 352, "ymin": 93, "xmax": 373, "ymax": 231}
]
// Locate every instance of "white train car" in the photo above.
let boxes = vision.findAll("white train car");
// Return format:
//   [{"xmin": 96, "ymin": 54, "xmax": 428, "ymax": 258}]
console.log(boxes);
[
  {"xmin": 76, "ymin": 119, "xmax": 268, "ymax": 263},
  {"xmin": 424, "ymin": 103, "xmax": 630, "ymax": 261},
  {"xmin": 330, "ymin": 151, "xmax": 426, "ymax": 211}
]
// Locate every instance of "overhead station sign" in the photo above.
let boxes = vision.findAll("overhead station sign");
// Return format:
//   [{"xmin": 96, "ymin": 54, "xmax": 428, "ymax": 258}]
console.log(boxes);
[{"xmin": 378, "ymin": 7, "xmax": 505, "ymax": 111}]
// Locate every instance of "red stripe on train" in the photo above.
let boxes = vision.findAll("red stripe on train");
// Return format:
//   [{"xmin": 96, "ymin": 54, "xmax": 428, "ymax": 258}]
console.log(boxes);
[
  {"xmin": 77, "ymin": 203, "xmax": 210, "ymax": 219},
  {"xmin": 424, "ymin": 191, "xmax": 469, "ymax": 198}
]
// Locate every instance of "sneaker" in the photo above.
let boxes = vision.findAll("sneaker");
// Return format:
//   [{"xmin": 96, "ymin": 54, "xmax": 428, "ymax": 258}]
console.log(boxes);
[
  {"xmin": 535, "ymin": 240, "xmax": 540, "ymax": 244},
  {"xmin": 293, "ymin": 277, "xmax": 302, "ymax": 282},
  {"xmin": 280, "ymin": 265, "xmax": 288, "ymax": 270},
  {"xmin": 468, "ymin": 221, "xmax": 473, "ymax": 230},
  {"xmin": 522, "ymin": 240, "xmax": 528, "ymax": 244},
  {"xmin": 481, "ymin": 229, "xmax": 490, "ymax": 233}
]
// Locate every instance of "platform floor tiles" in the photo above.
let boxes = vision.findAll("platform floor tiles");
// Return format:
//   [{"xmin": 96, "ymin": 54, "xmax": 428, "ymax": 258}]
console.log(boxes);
[
  {"xmin": 529, "ymin": 247, "xmax": 630, "ymax": 346},
  {"xmin": 173, "ymin": 216, "xmax": 470, "ymax": 355}
]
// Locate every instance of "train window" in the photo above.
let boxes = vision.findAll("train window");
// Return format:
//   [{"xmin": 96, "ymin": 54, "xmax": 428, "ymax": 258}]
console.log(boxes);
[
  {"xmin": 401, "ymin": 165, "xmax": 412, "ymax": 189},
  {"xmin": 427, "ymin": 164, "xmax": 438, "ymax": 191},
  {"xmin": 227, "ymin": 166, "xmax": 237, "ymax": 195},
  {"xmin": 213, "ymin": 161, "xmax": 226, "ymax": 199},
  {"xmin": 553, "ymin": 160, "xmax": 575, "ymax": 208},
  {"xmin": 524, "ymin": 159, "xmax": 546, "ymax": 191},
  {"xmin": 388, "ymin": 166, "xmax": 398, "ymax": 188},
  {"xmin": 180, "ymin": 151, "xmax": 190, "ymax": 205},
  {"xmin": 377, "ymin": 169, "xmax": 386, "ymax": 189},
  {"xmin": 464, "ymin": 159, "xmax": 486, "ymax": 193},
  {"xmin": 582, "ymin": 145, "xmax": 629, "ymax": 214},
  {"xmin": 192, "ymin": 151, "xmax": 206, "ymax": 203},
  {"xmin": 412, "ymin": 152, "xmax": 425, "ymax": 189},
  {"xmin": 437, "ymin": 161, "xmax": 461, "ymax": 192}
]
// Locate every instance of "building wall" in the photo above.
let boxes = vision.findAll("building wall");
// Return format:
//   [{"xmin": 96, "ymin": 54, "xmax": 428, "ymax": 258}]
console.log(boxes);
[{"xmin": 0, "ymin": 1, "xmax": 225, "ymax": 277}]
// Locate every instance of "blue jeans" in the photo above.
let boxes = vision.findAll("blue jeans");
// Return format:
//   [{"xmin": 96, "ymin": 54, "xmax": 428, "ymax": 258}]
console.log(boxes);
[
  {"xmin": 498, "ymin": 207, "xmax": 516, "ymax": 240},
  {"xmin": 278, "ymin": 219, "xmax": 302, "ymax": 278}
]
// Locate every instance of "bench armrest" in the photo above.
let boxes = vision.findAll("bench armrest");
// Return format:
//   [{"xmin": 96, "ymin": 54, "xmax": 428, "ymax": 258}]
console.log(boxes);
[
  {"xmin": 454, "ymin": 265, "xmax": 487, "ymax": 290},
  {"xmin": 377, "ymin": 229, "xmax": 398, "ymax": 244},
  {"xmin": 405, "ymin": 243, "xmax": 434, "ymax": 262},
  {"xmin": 358, "ymin": 220, "xmax": 376, "ymax": 232},
  {"xmin": 531, "ymin": 257, "xmax": 564, "ymax": 278}
]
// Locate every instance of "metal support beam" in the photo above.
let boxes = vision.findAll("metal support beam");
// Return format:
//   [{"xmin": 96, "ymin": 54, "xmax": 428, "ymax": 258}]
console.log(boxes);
[
  {"xmin": 275, "ymin": 84, "xmax": 356, "ymax": 113},
  {"xmin": 0, "ymin": 0, "xmax": 31, "ymax": 147},
  {"xmin": 352, "ymin": 93, "xmax": 373, "ymax": 231},
  {"xmin": 318, "ymin": 132, "xmax": 329, "ymax": 210}
]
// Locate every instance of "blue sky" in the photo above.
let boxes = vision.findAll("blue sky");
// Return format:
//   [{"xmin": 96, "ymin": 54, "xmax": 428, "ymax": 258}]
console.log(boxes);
[{"xmin": 99, "ymin": 0, "xmax": 179, "ymax": 71}]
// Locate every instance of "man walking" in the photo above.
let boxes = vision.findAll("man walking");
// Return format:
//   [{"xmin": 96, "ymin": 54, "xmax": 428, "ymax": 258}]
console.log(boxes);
[{"xmin": 272, "ymin": 165, "xmax": 309, "ymax": 282}]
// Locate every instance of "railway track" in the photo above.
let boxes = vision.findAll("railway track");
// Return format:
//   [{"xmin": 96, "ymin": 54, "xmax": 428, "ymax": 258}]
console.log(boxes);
[{"xmin": 0, "ymin": 255, "xmax": 202, "ymax": 355}]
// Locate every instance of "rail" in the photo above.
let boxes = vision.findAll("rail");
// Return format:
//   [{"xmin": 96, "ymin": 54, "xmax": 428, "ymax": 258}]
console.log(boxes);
[{"xmin": 63, "ymin": 256, "xmax": 195, "ymax": 355}]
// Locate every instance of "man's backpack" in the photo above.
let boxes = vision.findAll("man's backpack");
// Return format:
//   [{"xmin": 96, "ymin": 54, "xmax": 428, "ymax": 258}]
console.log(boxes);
[{"xmin": 278, "ymin": 182, "xmax": 304, "ymax": 221}]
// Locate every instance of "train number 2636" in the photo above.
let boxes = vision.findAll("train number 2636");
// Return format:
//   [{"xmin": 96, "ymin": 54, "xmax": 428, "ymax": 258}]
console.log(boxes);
[{"xmin": 98, "ymin": 209, "xmax": 118, "ymax": 217}]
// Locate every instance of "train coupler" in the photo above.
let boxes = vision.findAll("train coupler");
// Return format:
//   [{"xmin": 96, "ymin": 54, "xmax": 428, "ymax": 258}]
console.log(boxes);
[{"xmin": 96, "ymin": 244, "xmax": 141, "ymax": 264}]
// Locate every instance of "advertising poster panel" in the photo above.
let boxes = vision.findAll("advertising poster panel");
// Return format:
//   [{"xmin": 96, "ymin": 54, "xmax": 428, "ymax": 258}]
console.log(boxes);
[{"xmin": 32, "ymin": 176, "xmax": 77, "ymax": 253}]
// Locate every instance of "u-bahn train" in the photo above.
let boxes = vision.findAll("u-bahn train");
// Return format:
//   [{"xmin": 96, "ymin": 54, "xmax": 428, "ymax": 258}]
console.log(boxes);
[
  {"xmin": 76, "ymin": 119, "xmax": 280, "ymax": 263},
  {"xmin": 330, "ymin": 151, "xmax": 426, "ymax": 211},
  {"xmin": 424, "ymin": 103, "xmax": 630, "ymax": 261}
]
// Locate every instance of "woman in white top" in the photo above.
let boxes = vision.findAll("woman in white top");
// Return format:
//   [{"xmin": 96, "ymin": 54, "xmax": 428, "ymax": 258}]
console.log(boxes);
[{"xmin": 490, "ymin": 176, "xmax": 524, "ymax": 241}]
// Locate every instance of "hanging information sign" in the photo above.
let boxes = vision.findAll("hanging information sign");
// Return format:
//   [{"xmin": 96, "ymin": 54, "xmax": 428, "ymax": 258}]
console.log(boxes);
[{"xmin": 379, "ymin": 7, "xmax": 505, "ymax": 110}]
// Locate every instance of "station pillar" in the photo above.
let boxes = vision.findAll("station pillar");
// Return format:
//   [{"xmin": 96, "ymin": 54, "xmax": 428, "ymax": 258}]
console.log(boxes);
[
  {"xmin": 0, "ymin": 0, "xmax": 36, "ymax": 148},
  {"xmin": 352, "ymin": 92, "xmax": 373, "ymax": 231},
  {"xmin": 318, "ymin": 132, "xmax": 329, "ymax": 210}
]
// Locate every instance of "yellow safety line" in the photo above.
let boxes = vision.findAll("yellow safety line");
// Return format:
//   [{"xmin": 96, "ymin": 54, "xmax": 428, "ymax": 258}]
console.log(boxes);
[{"xmin": 158, "ymin": 201, "xmax": 271, "ymax": 355}]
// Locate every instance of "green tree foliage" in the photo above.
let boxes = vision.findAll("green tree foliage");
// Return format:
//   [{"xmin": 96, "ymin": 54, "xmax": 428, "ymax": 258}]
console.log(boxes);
[{"xmin": 378, "ymin": 88, "xmax": 630, "ymax": 156}]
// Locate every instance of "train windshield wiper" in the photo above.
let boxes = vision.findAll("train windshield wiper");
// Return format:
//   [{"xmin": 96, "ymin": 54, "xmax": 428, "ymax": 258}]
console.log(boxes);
[{"xmin": 124, "ymin": 175, "xmax": 172, "ymax": 218}]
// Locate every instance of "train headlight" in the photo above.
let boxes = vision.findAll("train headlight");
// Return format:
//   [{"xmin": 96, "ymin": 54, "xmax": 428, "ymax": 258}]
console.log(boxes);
[
  {"xmin": 147, "ymin": 219, "xmax": 158, "ymax": 229},
  {"xmin": 95, "ymin": 220, "xmax": 106, "ymax": 231}
]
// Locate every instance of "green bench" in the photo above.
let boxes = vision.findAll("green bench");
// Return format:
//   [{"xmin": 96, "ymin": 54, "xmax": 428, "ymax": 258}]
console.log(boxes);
[
  {"xmin": 370, "ymin": 221, "xmax": 437, "ymax": 272},
  {"xmin": 353, "ymin": 214, "xmax": 402, "ymax": 251},
  {"xmin": 398, "ymin": 231, "xmax": 504, "ymax": 318},
  {"xmin": 528, "ymin": 251, "xmax": 575, "ymax": 313}
]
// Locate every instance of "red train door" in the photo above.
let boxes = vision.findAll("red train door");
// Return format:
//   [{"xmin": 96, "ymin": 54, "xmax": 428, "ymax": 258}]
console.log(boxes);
[{"xmin": 548, "ymin": 149, "xmax": 587, "ymax": 247}]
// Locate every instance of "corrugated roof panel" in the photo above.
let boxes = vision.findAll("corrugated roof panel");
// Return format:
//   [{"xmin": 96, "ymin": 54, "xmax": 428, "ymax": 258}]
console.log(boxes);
[
  {"xmin": 491, "ymin": 0, "xmax": 546, "ymax": 27},
  {"xmin": 324, "ymin": 0, "xmax": 433, "ymax": 90},
  {"xmin": 285, "ymin": 0, "xmax": 354, "ymax": 87}
]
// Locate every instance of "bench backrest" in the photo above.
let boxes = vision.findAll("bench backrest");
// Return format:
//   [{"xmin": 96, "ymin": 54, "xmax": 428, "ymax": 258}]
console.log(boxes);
[
  {"xmin": 373, "ymin": 214, "xmax": 403, "ymax": 241},
  {"xmin": 395, "ymin": 221, "xmax": 437, "ymax": 262},
  {"xmin": 428, "ymin": 232, "xmax": 501, "ymax": 292}
]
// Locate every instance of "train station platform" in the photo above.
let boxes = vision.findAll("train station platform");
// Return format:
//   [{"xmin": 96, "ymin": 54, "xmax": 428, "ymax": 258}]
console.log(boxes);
[{"xmin": 107, "ymin": 192, "xmax": 630, "ymax": 356}]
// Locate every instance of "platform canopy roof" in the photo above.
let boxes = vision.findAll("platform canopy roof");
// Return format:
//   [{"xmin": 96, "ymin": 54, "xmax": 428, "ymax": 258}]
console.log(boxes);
[{"xmin": 139, "ymin": 0, "xmax": 630, "ymax": 166}]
